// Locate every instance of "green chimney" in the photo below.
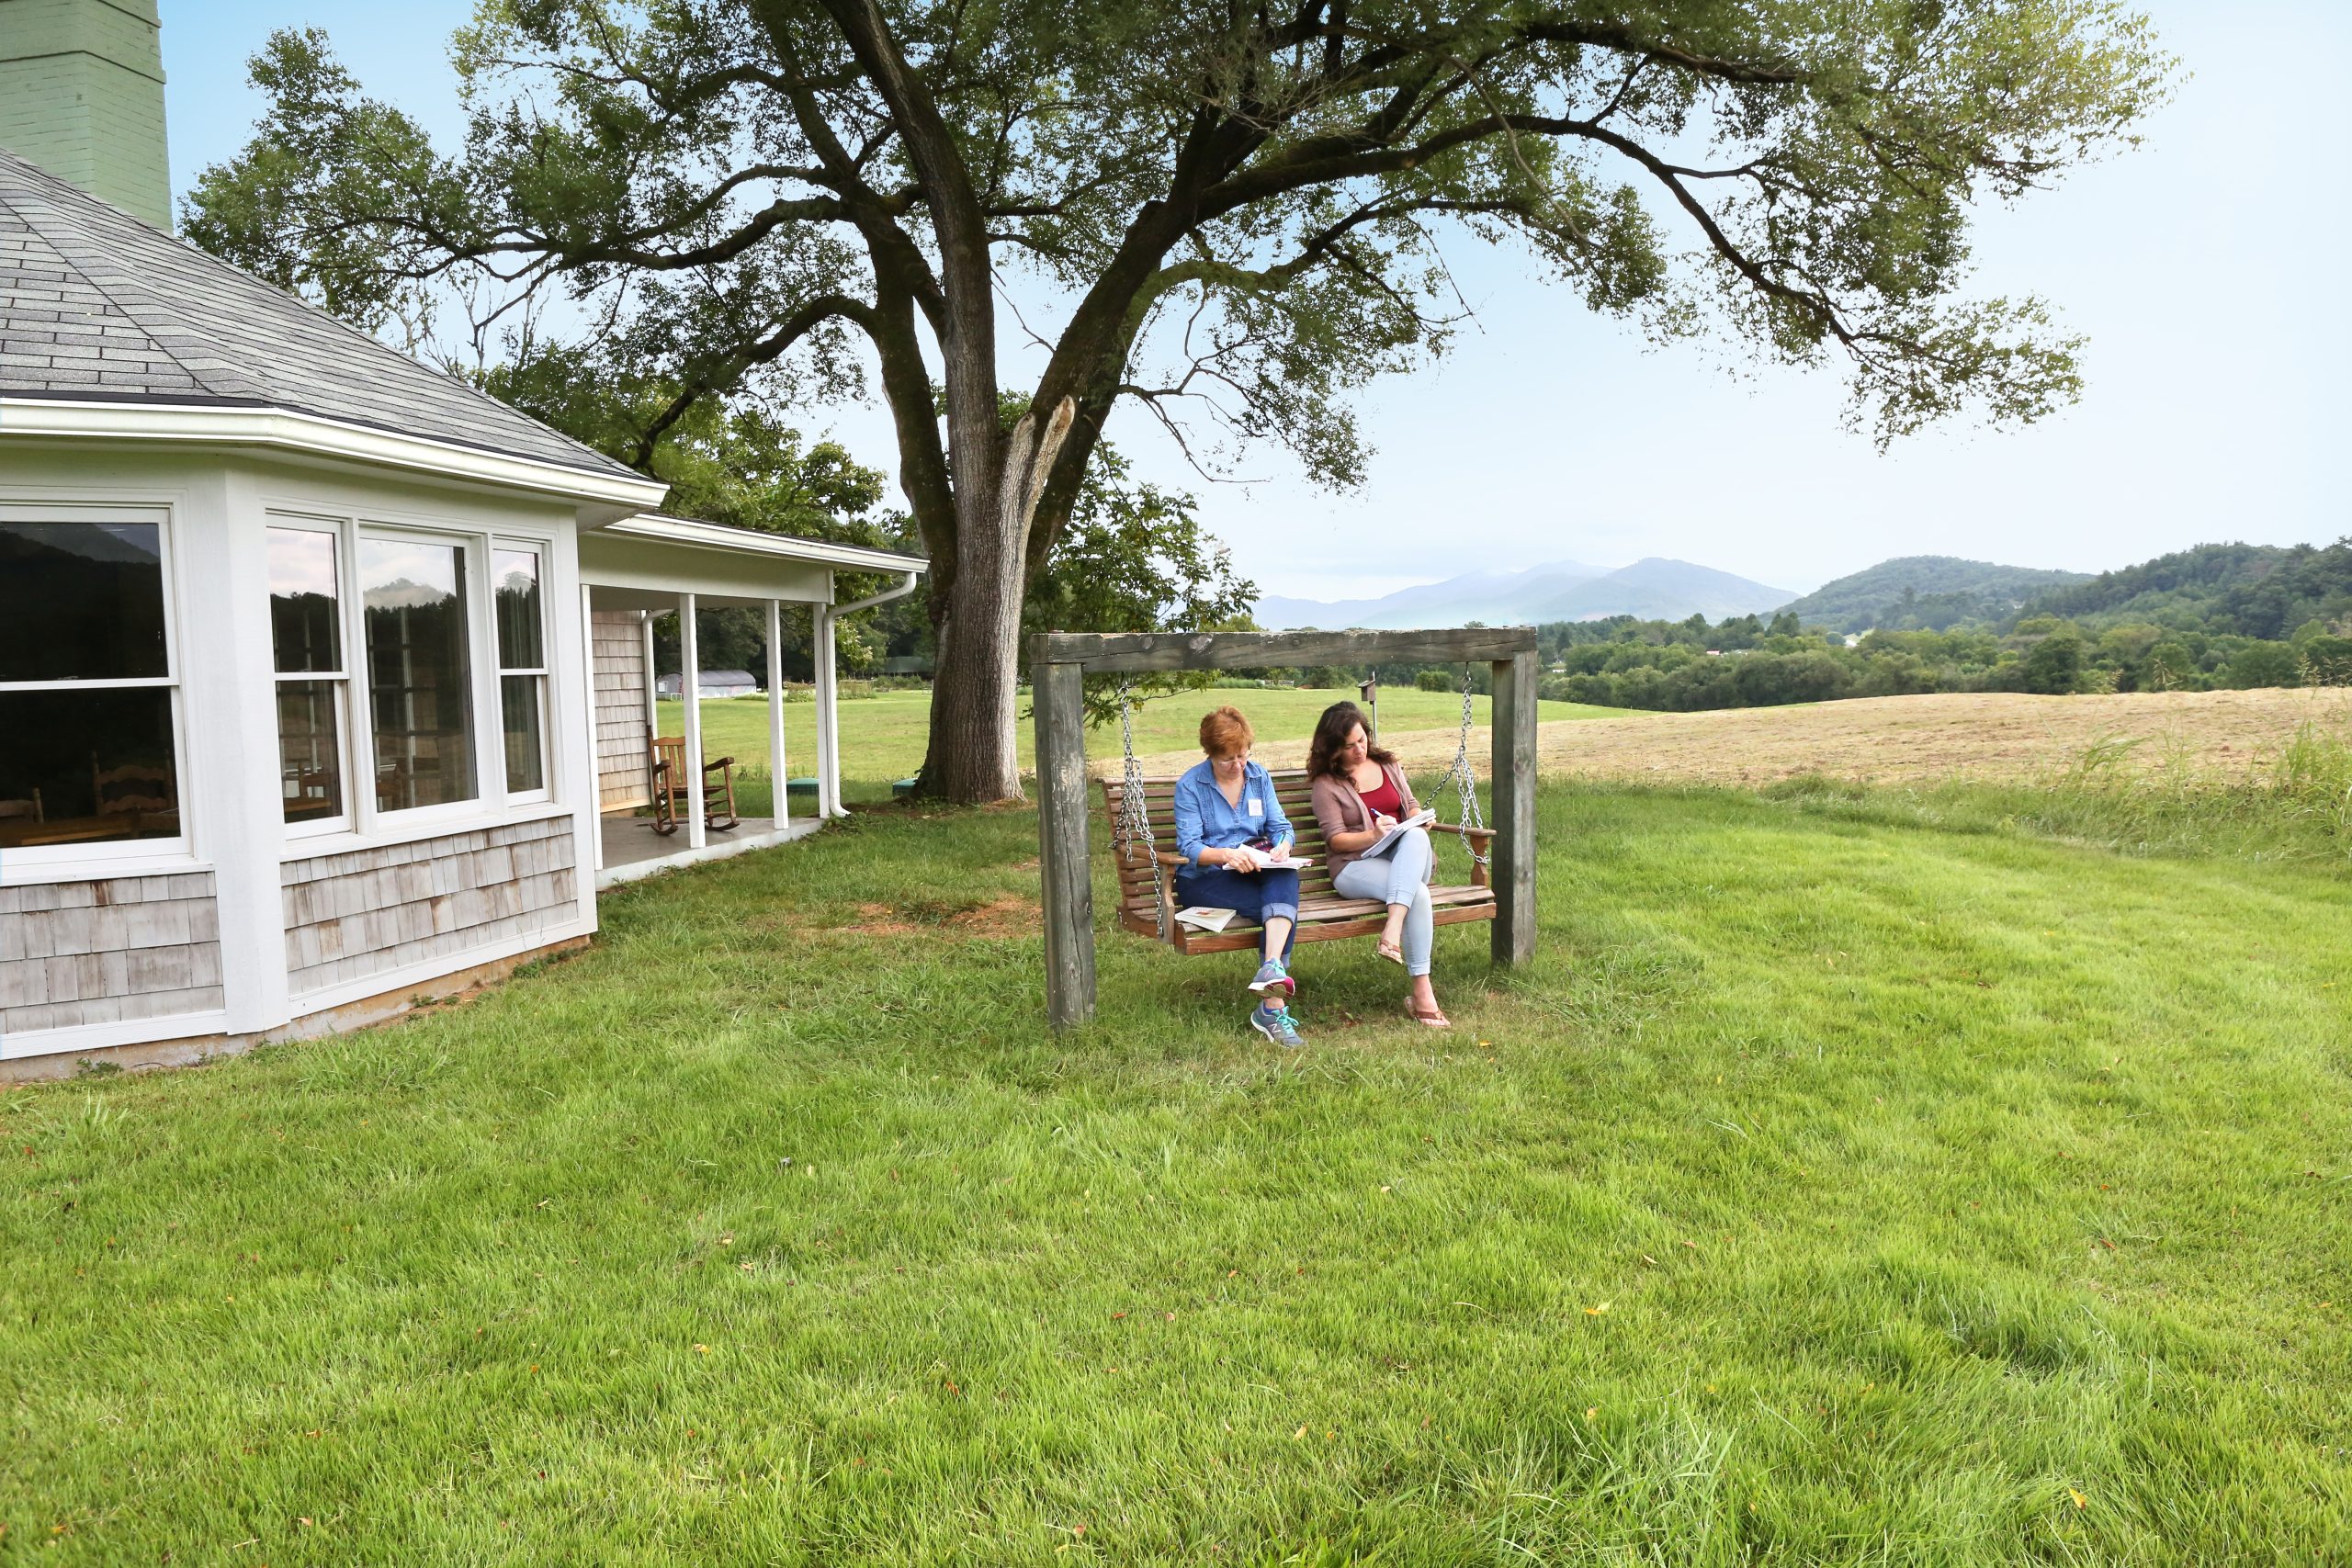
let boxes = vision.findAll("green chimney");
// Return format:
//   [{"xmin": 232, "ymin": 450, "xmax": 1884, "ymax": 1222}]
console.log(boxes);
[{"xmin": 0, "ymin": 0, "xmax": 171, "ymax": 231}]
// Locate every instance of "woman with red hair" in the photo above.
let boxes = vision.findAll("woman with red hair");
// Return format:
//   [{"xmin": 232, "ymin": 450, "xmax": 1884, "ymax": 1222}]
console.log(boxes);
[{"xmin": 1170, "ymin": 705, "xmax": 1306, "ymax": 1047}]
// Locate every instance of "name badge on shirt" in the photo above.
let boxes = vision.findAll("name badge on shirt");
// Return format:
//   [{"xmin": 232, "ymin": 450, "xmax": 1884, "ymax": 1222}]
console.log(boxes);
[{"xmin": 1246, "ymin": 796, "xmax": 1262, "ymax": 816}]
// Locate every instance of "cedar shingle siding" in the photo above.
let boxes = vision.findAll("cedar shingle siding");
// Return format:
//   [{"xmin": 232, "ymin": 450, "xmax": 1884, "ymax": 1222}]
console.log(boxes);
[
  {"xmin": 0, "ymin": 873, "xmax": 223, "ymax": 1032},
  {"xmin": 592, "ymin": 611, "xmax": 651, "ymax": 809},
  {"xmin": 282, "ymin": 818, "xmax": 578, "ymax": 998}
]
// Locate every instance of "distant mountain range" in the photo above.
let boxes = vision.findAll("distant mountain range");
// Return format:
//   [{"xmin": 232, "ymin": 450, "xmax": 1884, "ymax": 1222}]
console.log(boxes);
[
  {"xmin": 1255, "ymin": 557, "xmax": 1800, "ymax": 629},
  {"xmin": 1779, "ymin": 556, "xmax": 2095, "ymax": 634}
]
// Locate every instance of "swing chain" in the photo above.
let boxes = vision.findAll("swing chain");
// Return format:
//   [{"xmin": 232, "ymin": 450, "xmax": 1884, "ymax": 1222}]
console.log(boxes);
[
  {"xmin": 1430, "ymin": 663, "xmax": 1489, "ymax": 870},
  {"xmin": 1113, "ymin": 684, "xmax": 1170, "ymax": 941}
]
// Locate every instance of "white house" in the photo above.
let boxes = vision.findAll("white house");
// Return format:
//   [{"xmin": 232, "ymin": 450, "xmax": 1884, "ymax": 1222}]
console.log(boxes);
[{"xmin": 0, "ymin": 7, "xmax": 924, "ymax": 1077}]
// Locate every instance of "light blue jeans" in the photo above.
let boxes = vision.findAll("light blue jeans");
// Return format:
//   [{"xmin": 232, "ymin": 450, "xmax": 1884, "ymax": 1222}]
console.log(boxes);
[{"xmin": 1331, "ymin": 826, "xmax": 1434, "ymax": 976}]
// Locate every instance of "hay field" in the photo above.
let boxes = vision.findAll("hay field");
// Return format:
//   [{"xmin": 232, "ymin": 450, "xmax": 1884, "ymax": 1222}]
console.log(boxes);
[{"xmin": 1121, "ymin": 686, "xmax": 2352, "ymax": 786}]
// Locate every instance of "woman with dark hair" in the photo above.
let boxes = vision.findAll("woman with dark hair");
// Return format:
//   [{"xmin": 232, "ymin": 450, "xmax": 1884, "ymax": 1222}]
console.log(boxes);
[{"xmin": 1306, "ymin": 701, "xmax": 1449, "ymax": 1027}]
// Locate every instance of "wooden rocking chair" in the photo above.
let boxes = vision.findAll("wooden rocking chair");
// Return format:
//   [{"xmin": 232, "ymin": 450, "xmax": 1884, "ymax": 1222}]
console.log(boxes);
[{"xmin": 649, "ymin": 728, "xmax": 741, "ymax": 836}]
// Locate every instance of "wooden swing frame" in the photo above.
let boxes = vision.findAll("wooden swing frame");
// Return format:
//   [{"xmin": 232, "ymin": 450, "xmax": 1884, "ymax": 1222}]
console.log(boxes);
[{"xmin": 1030, "ymin": 627, "xmax": 1540, "ymax": 1030}]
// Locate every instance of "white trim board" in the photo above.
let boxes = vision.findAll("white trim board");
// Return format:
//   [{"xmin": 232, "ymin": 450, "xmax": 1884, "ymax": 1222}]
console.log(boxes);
[
  {"xmin": 1, "ymin": 1009, "xmax": 232, "ymax": 1063},
  {"xmin": 0, "ymin": 399, "xmax": 666, "ymax": 519},
  {"xmin": 600, "ymin": 513, "xmax": 927, "ymax": 573},
  {"xmin": 281, "ymin": 917, "xmax": 597, "ymax": 1017}
]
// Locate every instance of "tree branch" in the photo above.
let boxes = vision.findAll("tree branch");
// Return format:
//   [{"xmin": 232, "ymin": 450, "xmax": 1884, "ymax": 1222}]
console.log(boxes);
[{"xmin": 628, "ymin": 292, "xmax": 874, "ymax": 468}]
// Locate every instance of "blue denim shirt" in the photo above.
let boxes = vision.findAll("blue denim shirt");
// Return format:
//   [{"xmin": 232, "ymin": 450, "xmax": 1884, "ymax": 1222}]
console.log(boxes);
[{"xmin": 1171, "ymin": 757, "xmax": 1293, "ymax": 867}]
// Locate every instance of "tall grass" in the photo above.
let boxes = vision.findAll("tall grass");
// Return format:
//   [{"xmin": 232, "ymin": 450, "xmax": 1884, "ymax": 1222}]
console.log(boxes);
[{"xmin": 1760, "ymin": 719, "xmax": 2352, "ymax": 867}]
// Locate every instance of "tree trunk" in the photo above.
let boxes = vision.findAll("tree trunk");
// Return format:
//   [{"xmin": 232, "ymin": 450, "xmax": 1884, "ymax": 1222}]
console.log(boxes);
[{"xmin": 920, "ymin": 397, "xmax": 1077, "ymax": 803}]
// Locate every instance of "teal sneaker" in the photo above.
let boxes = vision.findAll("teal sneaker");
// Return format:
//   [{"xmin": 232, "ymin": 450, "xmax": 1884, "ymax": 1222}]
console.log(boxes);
[
  {"xmin": 1250, "ymin": 1002, "xmax": 1305, "ymax": 1049},
  {"xmin": 1248, "ymin": 958, "xmax": 1295, "ymax": 996}
]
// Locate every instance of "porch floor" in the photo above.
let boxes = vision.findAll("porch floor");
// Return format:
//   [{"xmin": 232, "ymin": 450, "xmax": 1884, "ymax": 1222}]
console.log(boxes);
[{"xmin": 596, "ymin": 812, "xmax": 826, "ymax": 888}]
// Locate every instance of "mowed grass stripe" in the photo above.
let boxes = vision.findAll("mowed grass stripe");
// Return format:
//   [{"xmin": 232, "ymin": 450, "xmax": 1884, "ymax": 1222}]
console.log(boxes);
[{"xmin": 3, "ymin": 785, "xmax": 2348, "ymax": 1562}]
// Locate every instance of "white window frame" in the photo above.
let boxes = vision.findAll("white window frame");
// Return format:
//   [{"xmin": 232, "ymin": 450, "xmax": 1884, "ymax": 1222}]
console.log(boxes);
[
  {"xmin": 0, "ymin": 501, "xmax": 192, "ymax": 872},
  {"xmin": 492, "ymin": 539, "xmax": 552, "ymax": 805},
  {"xmin": 266, "ymin": 513, "xmax": 356, "ymax": 840},
  {"xmin": 354, "ymin": 522, "xmax": 494, "ymax": 829}
]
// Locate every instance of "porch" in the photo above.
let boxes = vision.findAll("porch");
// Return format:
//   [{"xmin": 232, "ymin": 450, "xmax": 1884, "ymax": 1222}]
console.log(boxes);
[
  {"xmin": 596, "ymin": 812, "xmax": 826, "ymax": 886},
  {"xmin": 575, "ymin": 513, "xmax": 924, "ymax": 886}
]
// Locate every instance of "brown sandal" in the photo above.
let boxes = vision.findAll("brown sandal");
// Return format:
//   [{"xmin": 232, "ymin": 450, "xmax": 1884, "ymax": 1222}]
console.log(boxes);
[
  {"xmin": 1405, "ymin": 998, "xmax": 1451, "ymax": 1029},
  {"xmin": 1375, "ymin": 936, "xmax": 1405, "ymax": 965}
]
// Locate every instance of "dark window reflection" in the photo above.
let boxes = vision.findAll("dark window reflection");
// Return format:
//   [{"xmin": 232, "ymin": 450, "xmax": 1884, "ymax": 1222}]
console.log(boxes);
[
  {"xmin": 502, "ymin": 674, "xmax": 545, "ymax": 794},
  {"xmin": 362, "ymin": 538, "xmax": 476, "ymax": 811},
  {"xmin": 493, "ymin": 548, "xmax": 543, "ymax": 669},
  {"xmin": 268, "ymin": 528, "xmax": 342, "ymax": 674},
  {"xmin": 0, "ymin": 689, "xmax": 180, "ymax": 847},
  {"xmin": 0, "ymin": 521, "xmax": 168, "ymax": 681},
  {"xmin": 277, "ymin": 680, "xmax": 345, "ymax": 823}
]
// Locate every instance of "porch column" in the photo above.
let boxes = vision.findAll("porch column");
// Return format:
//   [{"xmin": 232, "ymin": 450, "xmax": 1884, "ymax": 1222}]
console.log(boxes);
[
  {"xmin": 813, "ymin": 604, "xmax": 842, "ymax": 818},
  {"xmin": 679, "ymin": 592, "xmax": 706, "ymax": 849},
  {"xmin": 582, "ymin": 583, "xmax": 603, "ymax": 874},
  {"xmin": 765, "ymin": 599, "xmax": 787, "ymax": 829},
  {"xmin": 639, "ymin": 612, "xmax": 658, "ymax": 807}
]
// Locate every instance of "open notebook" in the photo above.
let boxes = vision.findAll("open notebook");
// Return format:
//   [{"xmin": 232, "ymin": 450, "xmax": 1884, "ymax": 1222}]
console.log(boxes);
[{"xmin": 1358, "ymin": 809, "xmax": 1436, "ymax": 859}]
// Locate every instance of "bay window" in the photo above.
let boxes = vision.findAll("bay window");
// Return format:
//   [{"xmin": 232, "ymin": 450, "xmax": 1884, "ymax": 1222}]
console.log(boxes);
[
  {"xmin": 0, "ymin": 509, "xmax": 182, "ymax": 852},
  {"xmin": 266, "ymin": 517, "xmax": 560, "ymax": 835}
]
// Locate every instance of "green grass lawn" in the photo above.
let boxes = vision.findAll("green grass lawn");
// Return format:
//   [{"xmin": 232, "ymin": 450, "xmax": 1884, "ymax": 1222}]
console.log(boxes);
[
  {"xmin": 7, "ymin": 779, "xmax": 2350, "ymax": 1562},
  {"xmin": 662, "ymin": 686, "xmax": 1629, "ymax": 806}
]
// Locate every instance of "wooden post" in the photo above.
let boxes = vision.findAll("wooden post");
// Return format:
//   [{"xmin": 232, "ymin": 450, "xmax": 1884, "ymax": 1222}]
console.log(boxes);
[
  {"xmin": 1489, "ymin": 650, "xmax": 1538, "ymax": 965},
  {"xmin": 1034, "ymin": 657, "xmax": 1095, "ymax": 1029},
  {"xmin": 765, "ymin": 599, "xmax": 787, "ymax": 829},
  {"xmin": 679, "ymin": 592, "xmax": 705, "ymax": 851}
]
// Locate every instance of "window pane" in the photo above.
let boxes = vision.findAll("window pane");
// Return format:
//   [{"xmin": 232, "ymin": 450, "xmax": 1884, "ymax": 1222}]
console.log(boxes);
[
  {"xmin": 0, "ymin": 688, "xmax": 179, "ymax": 848},
  {"xmin": 501, "ymin": 674, "xmax": 546, "ymax": 794},
  {"xmin": 362, "ymin": 537, "xmax": 476, "ymax": 811},
  {"xmin": 277, "ymin": 680, "xmax": 345, "ymax": 824},
  {"xmin": 268, "ymin": 528, "xmax": 342, "ymax": 674},
  {"xmin": 493, "ymin": 548, "xmax": 543, "ymax": 670},
  {"xmin": 0, "ymin": 520, "xmax": 168, "ymax": 682}
]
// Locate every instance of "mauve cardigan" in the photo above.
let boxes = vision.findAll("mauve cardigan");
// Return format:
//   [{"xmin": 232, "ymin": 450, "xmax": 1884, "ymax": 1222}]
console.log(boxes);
[{"xmin": 1309, "ymin": 761, "xmax": 1428, "ymax": 881}]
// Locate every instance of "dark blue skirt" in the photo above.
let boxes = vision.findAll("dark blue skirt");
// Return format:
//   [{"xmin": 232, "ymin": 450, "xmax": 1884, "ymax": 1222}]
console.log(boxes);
[{"xmin": 1172, "ymin": 864, "xmax": 1300, "ymax": 957}]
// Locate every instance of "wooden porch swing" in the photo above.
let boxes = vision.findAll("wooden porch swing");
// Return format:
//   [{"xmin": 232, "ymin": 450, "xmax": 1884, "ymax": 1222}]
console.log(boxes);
[
  {"xmin": 1031, "ymin": 627, "xmax": 1540, "ymax": 1029},
  {"xmin": 1099, "ymin": 664, "xmax": 1498, "ymax": 953}
]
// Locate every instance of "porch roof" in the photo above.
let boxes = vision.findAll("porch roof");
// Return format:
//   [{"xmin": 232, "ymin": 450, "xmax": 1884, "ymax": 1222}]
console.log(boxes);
[{"xmin": 580, "ymin": 512, "xmax": 926, "ymax": 610}]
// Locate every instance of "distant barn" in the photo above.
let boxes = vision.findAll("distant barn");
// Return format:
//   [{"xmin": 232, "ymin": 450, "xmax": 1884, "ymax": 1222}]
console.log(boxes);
[{"xmin": 654, "ymin": 670, "xmax": 763, "ymax": 700}]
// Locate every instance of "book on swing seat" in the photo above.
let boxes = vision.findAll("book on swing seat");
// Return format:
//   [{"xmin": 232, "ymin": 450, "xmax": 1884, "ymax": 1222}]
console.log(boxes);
[
  {"xmin": 1173, "ymin": 906, "xmax": 1238, "ymax": 932},
  {"xmin": 1359, "ymin": 809, "xmax": 1436, "ymax": 859}
]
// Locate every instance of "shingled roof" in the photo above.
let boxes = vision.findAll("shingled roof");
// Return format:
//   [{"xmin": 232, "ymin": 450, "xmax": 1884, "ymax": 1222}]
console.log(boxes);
[{"xmin": 0, "ymin": 147, "xmax": 639, "ymax": 482}]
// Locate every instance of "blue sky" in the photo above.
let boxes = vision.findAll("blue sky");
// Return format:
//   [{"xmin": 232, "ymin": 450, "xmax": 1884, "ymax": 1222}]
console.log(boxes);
[{"xmin": 164, "ymin": 3, "xmax": 2350, "ymax": 601}]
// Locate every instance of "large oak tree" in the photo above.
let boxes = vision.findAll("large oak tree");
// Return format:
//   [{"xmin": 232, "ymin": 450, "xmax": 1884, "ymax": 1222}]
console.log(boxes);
[{"xmin": 187, "ymin": 0, "xmax": 2169, "ymax": 803}]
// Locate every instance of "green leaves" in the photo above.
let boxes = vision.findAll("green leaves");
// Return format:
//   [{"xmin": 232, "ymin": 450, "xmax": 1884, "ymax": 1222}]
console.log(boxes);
[
  {"xmin": 179, "ymin": 28, "xmax": 456, "ymax": 344},
  {"xmin": 187, "ymin": 1, "xmax": 2175, "ymax": 469}
]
